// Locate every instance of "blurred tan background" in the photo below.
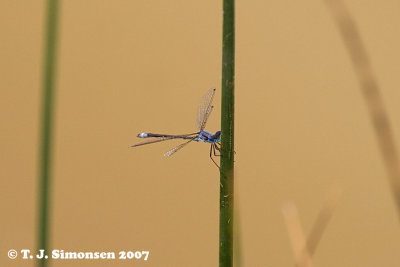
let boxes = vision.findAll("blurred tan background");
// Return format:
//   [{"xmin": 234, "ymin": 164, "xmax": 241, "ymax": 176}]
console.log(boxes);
[{"xmin": 1, "ymin": 0, "xmax": 400, "ymax": 266}]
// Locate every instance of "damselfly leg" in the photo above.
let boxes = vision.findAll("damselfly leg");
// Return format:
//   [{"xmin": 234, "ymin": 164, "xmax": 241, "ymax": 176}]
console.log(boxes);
[{"xmin": 209, "ymin": 142, "xmax": 222, "ymax": 168}]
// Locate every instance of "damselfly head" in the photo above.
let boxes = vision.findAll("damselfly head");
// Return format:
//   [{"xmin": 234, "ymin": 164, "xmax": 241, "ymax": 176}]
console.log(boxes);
[{"xmin": 213, "ymin": 131, "xmax": 221, "ymax": 139}]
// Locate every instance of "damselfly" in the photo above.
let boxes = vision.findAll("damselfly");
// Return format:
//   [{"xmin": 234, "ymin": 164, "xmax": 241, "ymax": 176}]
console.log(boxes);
[{"xmin": 130, "ymin": 88, "xmax": 221, "ymax": 167}]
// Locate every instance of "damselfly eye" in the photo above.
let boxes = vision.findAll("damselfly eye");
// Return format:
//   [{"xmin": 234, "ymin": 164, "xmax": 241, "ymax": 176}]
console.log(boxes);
[{"xmin": 213, "ymin": 131, "xmax": 221, "ymax": 138}]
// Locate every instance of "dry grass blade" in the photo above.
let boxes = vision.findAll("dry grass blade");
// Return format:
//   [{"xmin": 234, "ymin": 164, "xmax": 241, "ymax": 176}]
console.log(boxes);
[
  {"xmin": 304, "ymin": 186, "xmax": 342, "ymax": 264},
  {"xmin": 282, "ymin": 203, "xmax": 313, "ymax": 267},
  {"xmin": 325, "ymin": 0, "xmax": 400, "ymax": 219},
  {"xmin": 282, "ymin": 186, "xmax": 342, "ymax": 267}
]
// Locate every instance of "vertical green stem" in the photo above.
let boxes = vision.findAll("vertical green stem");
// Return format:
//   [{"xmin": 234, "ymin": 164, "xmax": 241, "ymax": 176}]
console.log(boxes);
[
  {"xmin": 219, "ymin": 0, "xmax": 235, "ymax": 266},
  {"xmin": 38, "ymin": 0, "xmax": 59, "ymax": 266}
]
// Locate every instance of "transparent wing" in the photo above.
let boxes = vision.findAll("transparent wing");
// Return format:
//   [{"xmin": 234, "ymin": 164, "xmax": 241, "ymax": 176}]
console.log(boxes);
[
  {"xmin": 196, "ymin": 88, "xmax": 216, "ymax": 130},
  {"xmin": 164, "ymin": 138, "xmax": 196, "ymax": 157},
  {"xmin": 199, "ymin": 105, "xmax": 214, "ymax": 131}
]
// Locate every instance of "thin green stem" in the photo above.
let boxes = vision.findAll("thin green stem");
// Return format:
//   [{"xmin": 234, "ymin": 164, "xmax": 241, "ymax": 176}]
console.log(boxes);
[
  {"xmin": 219, "ymin": 0, "xmax": 235, "ymax": 266},
  {"xmin": 37, "ymin": 0, "xmax": 59, "ymax": 266}
]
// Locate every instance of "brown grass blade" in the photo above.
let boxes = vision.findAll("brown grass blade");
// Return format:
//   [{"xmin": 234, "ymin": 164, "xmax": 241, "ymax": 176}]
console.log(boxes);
[{"xmin": 325, "ymin": 0, "xmax": 400, "ymax": 219}]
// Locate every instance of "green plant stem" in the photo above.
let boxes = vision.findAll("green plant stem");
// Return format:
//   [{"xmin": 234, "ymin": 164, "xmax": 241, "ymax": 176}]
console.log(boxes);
[
  {"xmin": 38, "ymin": 1, "xmax": 59, "ymax": 267},
  {"xmin": 219, "ymin": 0, "xmax": 235, "ymax": 266}
]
